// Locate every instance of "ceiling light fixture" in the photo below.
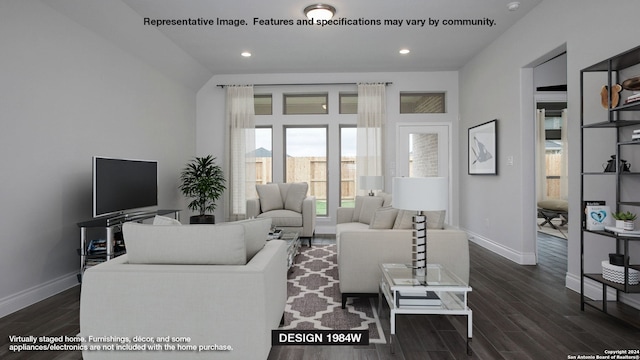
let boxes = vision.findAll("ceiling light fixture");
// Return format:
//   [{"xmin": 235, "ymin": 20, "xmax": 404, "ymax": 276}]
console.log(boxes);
[
  {"xmin": 507, "ymin": 1, "xmax": 520, "ymax": 11},
  {"xmin": 399, "ymin": 49, "xmax": 411, "ymax": 55},
  {"xmin": 241, "ymin": 52, "xmax": 252, "ymax": 57},
  {"xmin": 304, "ymin": 4, "xmax": 336, "ymax": 21}
]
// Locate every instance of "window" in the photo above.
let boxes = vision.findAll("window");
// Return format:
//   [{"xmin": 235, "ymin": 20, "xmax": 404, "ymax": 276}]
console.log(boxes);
[
  {"xmin": 340, "ymin": 126, "xmax": 357, "ymax": 207},
  {"xmin": 255, "ymin": 127, "xmax": 272, "ymax": 185},
  {"xmin": 254, "ymin": 94, "xmax": 272, "ymax": 115},
  {"xmin": 284, "ymin": 126, "xmax": 328, "ymax": 215},
  {"xmin": 339, "ymin": 93, "xmax": 357, "ymax": 114},
  {"xmin": 283, "ymin": 93, "xmax": 328, "ymax": 115},
  {"xmin": 400, "ymin": 92, "xmax": 445, "ymax": 113}
]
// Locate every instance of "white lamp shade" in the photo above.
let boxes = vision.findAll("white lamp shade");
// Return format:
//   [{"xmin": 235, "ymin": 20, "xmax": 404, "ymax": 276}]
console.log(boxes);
[
  {"xmin": 392, "ymin": 177, "xmax": 448, "ymax": 211},
  {"xmin": 359, "ymin": 175, "xmax": 383, "ymax": 190}
]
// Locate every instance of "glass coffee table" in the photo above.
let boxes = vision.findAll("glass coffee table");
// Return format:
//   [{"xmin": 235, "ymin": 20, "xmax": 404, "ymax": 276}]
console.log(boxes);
[
  {"xmin": 268, "ymin": 231, "xmax": 300, "ymax": 270},
  {"xmin": 379, "ymin": 263, "xmax": 473, "ymax": 355}
]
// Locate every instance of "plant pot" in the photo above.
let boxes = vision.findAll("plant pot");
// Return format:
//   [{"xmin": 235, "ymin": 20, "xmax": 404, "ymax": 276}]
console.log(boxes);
[
  {"xmin": 190, "ymin": 215, "xmax": 215, "ymax": 224},
  {"xmin": 623, "ymin": 220, "xmax": 635, "ymax": 231}
]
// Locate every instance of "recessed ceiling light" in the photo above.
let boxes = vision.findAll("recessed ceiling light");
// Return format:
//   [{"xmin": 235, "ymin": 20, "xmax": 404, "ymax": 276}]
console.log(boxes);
[
  {"xmin": 507, "ymin": 1, "xmax": 520, "ymax": 11},
  {"xmin": 399, "ymin": 49, "xmax": 410, "ymax": 55},
  {"xmin": 241, "ymin": 52, "xmax": 252, "ymax": 57},
  {"xmin": 304, "ymin": 4, "xmax": 336, "ymax": 21}
]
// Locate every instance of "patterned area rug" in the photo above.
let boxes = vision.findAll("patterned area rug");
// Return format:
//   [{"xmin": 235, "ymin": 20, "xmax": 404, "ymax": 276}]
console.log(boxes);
[{"xmin": 279, "ymin": 244, "xmax": 386, "ymax": 344}]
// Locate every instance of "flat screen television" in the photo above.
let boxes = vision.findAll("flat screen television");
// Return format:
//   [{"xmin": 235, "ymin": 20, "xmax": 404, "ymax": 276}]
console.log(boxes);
[{"xmin": 93, "ymin": 156, "xmax": 158, "ymax": 218}]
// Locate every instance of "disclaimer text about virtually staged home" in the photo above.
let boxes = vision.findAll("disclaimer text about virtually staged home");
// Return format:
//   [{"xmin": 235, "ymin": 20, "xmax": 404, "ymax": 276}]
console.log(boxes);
[
  {"xmin": 142, "ymin": 17, "xmax": 498, "ymax": 28},
  {"xmin": 7, "ymin": 335, "xmax": 233, "ymax": 354}
]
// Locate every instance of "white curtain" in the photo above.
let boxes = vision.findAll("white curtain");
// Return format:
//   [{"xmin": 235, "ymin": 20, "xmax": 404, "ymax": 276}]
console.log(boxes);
[
  {"xmin": 560, "ymin": 109, "xmax": 568, "ymax": 200},
  {"xmin": 225, "ymin": 85, "xmax": 256, "ymax": 221},
  {"xmin": 356, "ymin": 83, "xmax": 386, "ymax": 194},
  {"xmin": 536, "ymin": 109, "xmax": 547, "ymax": 203}
]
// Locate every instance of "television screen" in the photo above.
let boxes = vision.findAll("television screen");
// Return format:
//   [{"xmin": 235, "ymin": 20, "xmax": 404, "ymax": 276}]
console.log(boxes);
[{"xmin": 93, "ymin": 156, "xmax": 158, "ymax": 218}]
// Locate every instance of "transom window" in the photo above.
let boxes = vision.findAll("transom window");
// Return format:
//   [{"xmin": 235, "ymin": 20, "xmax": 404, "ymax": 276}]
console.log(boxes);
[{"xmin": 400, "ymin": 92, "xmax": 445, "ymax": 113}]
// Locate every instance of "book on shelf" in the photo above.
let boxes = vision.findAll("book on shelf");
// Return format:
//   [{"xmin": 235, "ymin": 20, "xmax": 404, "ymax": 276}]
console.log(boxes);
[{"xmin": 396, "ymin": 291, "xmax": 441, "ymax": 307}]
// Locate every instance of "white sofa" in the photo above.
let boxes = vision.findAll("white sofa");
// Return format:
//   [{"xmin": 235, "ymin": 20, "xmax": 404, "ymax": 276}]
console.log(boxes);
[
  {"xmin": 336, "ymin": 194, "xmax": 469, "ymax": 308},
  {"xmin": 80, "ymin": 218, "xmax": 287, "ymax": 360},
  {"xmin": 247, "ymin": 182, "xmax": 316, "ymax": 244}
]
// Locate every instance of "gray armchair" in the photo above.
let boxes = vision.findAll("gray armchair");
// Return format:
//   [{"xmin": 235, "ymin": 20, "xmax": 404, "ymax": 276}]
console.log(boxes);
[{"xmin": 247, "ymin": 182, "xmax": 316, "ymax": 245}]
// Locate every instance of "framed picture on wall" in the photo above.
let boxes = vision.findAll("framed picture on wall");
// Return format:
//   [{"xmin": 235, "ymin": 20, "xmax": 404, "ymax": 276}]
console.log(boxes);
[{"xmin": 468, "ymin": 119, "xmax": 497, "ymax": 175}]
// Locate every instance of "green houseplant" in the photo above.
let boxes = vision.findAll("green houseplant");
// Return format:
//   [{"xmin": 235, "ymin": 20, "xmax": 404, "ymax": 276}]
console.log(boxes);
[
  {"xmin": 612, "ymin": 211, "xmax": 637, "ymax": 231},
  {"xmin": 179, "ymin": 155, "xmax": 226, "ymax": 224}
]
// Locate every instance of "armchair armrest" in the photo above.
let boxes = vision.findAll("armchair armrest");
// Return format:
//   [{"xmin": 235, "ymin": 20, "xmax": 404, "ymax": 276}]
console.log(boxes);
[
  {"xmin": 301, "ymin": 196, "xmax": 316, "ymax": 237},
  {"xmin": 247, "ymin": 198, "xmax": 261, "ymax": 218}
]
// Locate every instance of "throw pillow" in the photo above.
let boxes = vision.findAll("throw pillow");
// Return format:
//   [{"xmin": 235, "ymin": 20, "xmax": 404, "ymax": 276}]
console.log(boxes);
[
  {"xmin": 284, "ymin": 182, "xmax": 308, "ymax": 213},
  {"xmin": 222, "ymin": 217, "xmax": 271, "ymax": 261},
  {"xmin": 123, "ymin": 222, "xmax": 246, "ymax": 265},
  {"xmin": 369, "ymin": 206, "xmax": 399, "ymax": 229},
  {"xmin": 352, "ymin": 196, "xmax": 384, "ymax": 225},
  {"xmin": 152, "ymin": 215, "xmax": 181, "ymax": 225},
  {"xmin": 393, "ymin": 210, "xmax": 446, "ymax": 230},
  {"xmin": 256, "ymin": 183, "xmax": 283, "ymax": 212}
]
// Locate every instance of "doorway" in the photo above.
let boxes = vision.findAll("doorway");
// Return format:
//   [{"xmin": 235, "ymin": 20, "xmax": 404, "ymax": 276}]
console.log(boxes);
[{"xmin": 535, "ymin": 99, "xmax": 568, "ymax": 241}]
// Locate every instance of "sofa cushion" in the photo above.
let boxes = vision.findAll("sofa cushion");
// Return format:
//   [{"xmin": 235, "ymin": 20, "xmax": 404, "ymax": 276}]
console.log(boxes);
[
  {"xmin": 152, "ymin": 215, "xmax": 182, "ymax": 225},
  {"xmin": 393, "ymin": 210, "xmax": 446, "ymax": 230},
  {"xmin": 284, "ymin": 182, "xmax": 308, "ymax": 213},
  {"xmin": 257, "ymin": 183, "xmax": 284, "ymax": 212},
  {"xmin": 352, "ymin": 196, "xmax": 384, "ymax": 224},
  {"xmin": 221, "ymin": 218, "xmax": 271, "ymax": 261},
  {"xmin": 123, "ymin": 222, "xmax": 246, "ymax": 265},
  {"xmin": 257, "ymin": 209, "xmax": 303, "ymax": 227},
  {"xmin": 369, "ymin": 206, "xmax": 399, "ymax": 229}
]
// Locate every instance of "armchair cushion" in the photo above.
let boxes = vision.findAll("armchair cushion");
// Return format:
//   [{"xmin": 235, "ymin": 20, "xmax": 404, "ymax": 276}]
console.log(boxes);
[
  {"xmin": 258, "ymin": 209, "xmax": 303, "ymax": 227},
  {"xmin": 123, "ymin": 222, "xmax": 246, "ymax": 265},
  {"xmin": 256, "ymin": 183, "xmax": 283, "ymax": 212},
  {"xmin": 152, "ymin": 215, "xmax": 182, "ymax": 225}
]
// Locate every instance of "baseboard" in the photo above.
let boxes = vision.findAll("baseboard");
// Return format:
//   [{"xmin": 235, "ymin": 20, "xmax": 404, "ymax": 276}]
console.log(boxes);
[
  {"xmin": 0, "ymin": 271, "xmax": 78, "ymax": 319},
  {"xmin": 465, "ymin": 229, "xmax": 537, "ymax": 265}
]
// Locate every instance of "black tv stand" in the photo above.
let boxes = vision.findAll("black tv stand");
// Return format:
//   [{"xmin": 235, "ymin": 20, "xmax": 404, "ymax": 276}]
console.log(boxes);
[{"xmin": 76, "ymin": 209, "xmax": 180, "ymax": 282}]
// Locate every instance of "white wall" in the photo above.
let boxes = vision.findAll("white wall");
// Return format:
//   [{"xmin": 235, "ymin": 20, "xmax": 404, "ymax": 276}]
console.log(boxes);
[
  {"xmin": 196, "ymin": 72, "xmax": 460, "ymax": 232},
  {"xmin": 0, "ymin": 0, "xmax": 196, "ymax": 317},
  {"xmin": 459, "ymin": 0, "xmax": 640, "ymax": 306}
]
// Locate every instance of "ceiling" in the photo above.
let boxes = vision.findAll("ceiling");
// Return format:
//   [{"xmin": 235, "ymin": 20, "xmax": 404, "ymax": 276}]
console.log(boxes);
[{"xmin": 118, "ymin": 0, "xmax": 542, "ymax": 76}]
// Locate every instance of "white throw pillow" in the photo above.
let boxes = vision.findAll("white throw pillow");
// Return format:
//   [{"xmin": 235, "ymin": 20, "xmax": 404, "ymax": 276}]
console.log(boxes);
[
  {"xmin": 123, "ymin": 222, "xmax": 246, "ymax": 265},
  {"xmin": 256, "ymin": 183, "xmax": 284, "ymax": 212},
  {"xmin": 284, "ymin": 182, "xmax": 308, "ymax": 213},
  {"xmin": 352, "ymin": 196, "xmax": 384, "ymax": 225},
  {"xmin": 369, "ymin": 206, "xmax": 399, "ymax": 229},
  {"xmin": 221, "ymin": 218, "xmax": 271, "ymax": 261},
  {"xmin": 152, "ymin": 215, "xmax": 181, "ymax": 225}
]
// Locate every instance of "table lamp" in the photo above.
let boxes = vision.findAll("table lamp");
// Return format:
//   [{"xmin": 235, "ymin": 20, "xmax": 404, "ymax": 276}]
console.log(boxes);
[
  {"xmin": 359, "ymin": 175, "xmax": 383, "ymax": 196},
  {"xmin": 392, "ymin": 177, "xmax": 448, "ymax": 278}
]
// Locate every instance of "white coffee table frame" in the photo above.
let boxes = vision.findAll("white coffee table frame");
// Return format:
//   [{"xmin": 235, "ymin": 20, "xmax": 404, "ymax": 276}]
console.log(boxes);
[{"xmin": 379, "ymin": 263, "xmax": 473, "ymax": 355}]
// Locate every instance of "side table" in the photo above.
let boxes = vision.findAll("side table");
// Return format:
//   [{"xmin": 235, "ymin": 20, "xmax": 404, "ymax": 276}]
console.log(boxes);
[{"xmin": 379, "ymin": 263, "xmax": 473, "ymax": 355}]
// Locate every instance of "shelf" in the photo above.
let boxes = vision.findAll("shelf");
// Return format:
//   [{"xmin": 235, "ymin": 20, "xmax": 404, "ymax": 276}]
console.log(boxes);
[
  {"xmin": 582, "ymin": 119, "xmax": 640, "ymax": 128},
  {"xmin": 584, "ymin": 274, "xmax": 640, "ymax": 293},
  {"xmin": 583, "ymin": 300, "xmax": 640, "ymax": 328},
  {"xmin": 581, "ymin": 44, "xmax": 640, "ymax": 72},
  {"xmin": 584, "ymin": 229, "xmax": 640, "ymax": 240}
]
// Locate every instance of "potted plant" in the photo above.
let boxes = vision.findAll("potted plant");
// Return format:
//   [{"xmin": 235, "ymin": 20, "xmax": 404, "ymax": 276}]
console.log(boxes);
[
  {"xmin": 179, "ymin": 155, "xmax": 226, "ymax": 224},
  {"xmin": 612, "ymin": 211, "xmax": 637, "ymax": 231}
]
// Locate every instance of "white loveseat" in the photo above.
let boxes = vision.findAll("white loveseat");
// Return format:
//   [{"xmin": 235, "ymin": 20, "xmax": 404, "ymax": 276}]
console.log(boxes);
[
  {"xmin": 80, "ymin": 218, "xmax": 287, "ymax": 360},
  {"xmin": 336, "ymin": 194, "xmax": 469, "ymax": 307}
]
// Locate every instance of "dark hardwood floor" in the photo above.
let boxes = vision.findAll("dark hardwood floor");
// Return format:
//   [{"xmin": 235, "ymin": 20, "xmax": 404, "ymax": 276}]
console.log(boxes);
[{"xmin": 1, "ymin": 233, "xmax": 638, "ymax": 360}]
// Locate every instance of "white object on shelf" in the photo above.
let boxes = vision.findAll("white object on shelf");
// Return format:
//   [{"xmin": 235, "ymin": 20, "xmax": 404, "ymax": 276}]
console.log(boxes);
[{"xmin": 601, "ymin": 260, "xmax": 640, "ymax": 285}]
